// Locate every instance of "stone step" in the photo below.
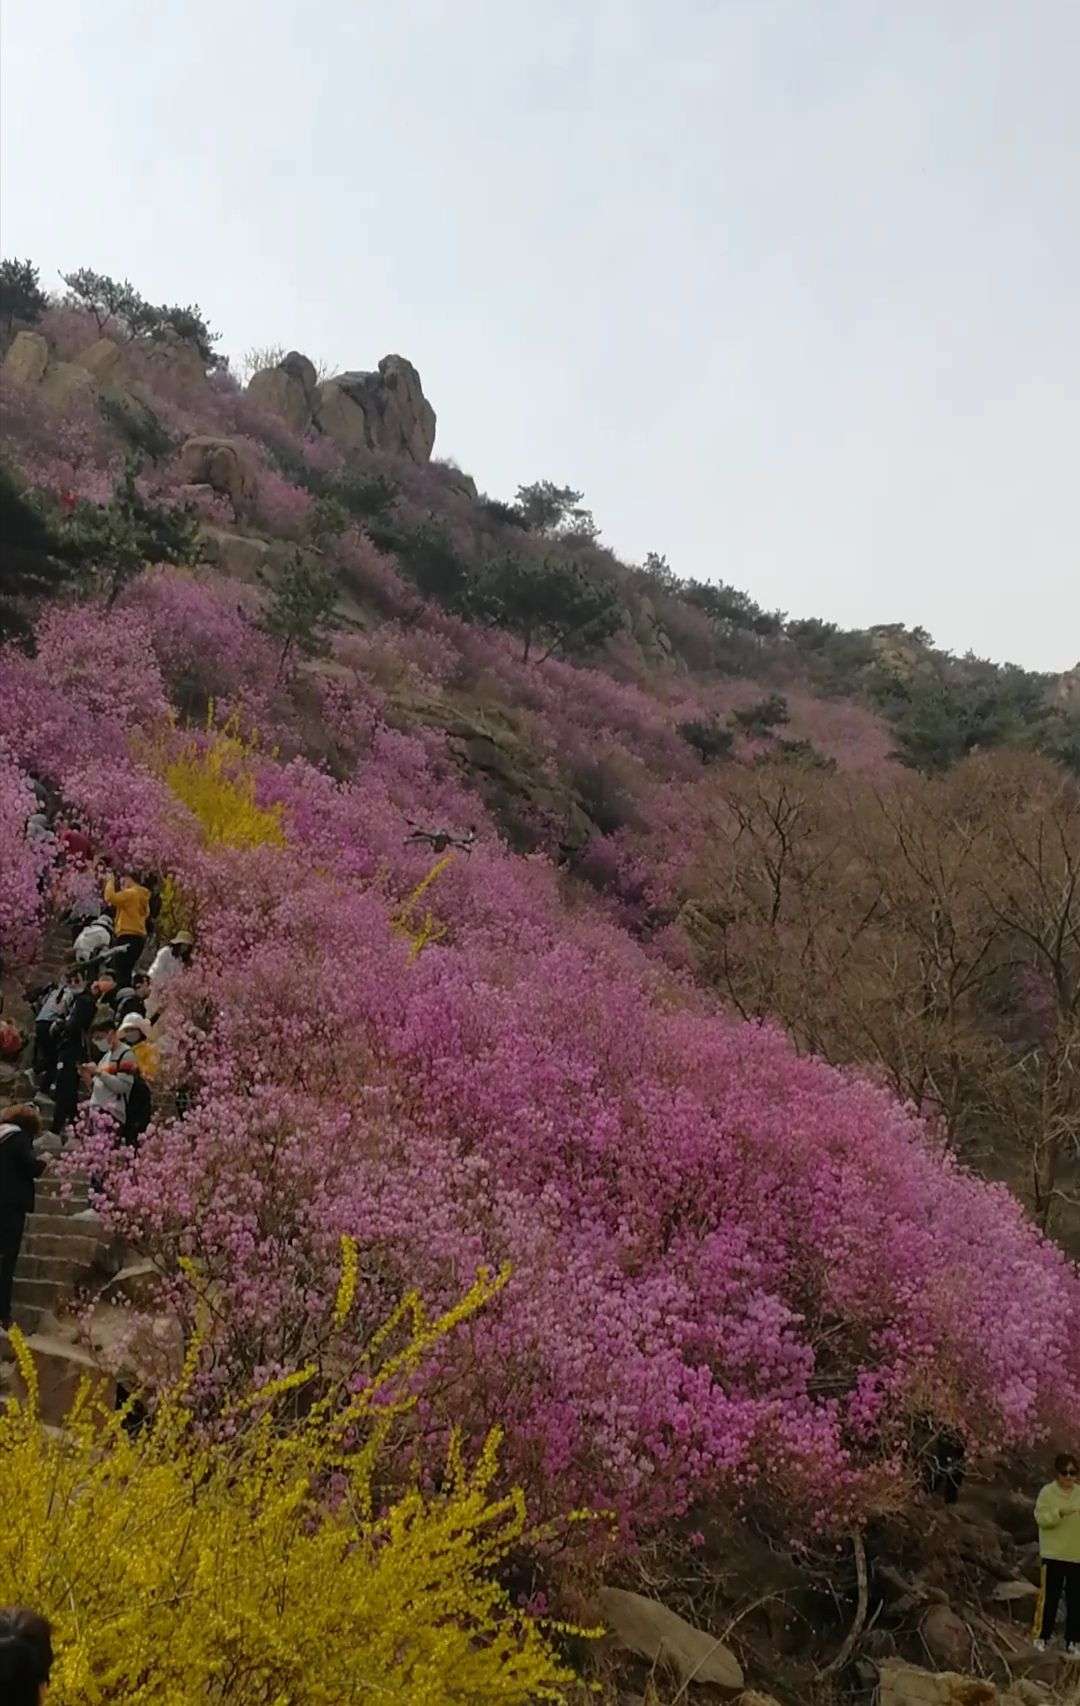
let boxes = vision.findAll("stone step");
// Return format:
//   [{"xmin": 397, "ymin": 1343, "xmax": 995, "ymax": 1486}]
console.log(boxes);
[
  {"xmin": 22, "ymin": 1232, "xmax": 104, "ymax": 1266},
  {"xmin": 26, "ymin": 1211, "xmax": 103, "ymax": 1238},
  {"xmin": 11, "ymin": 1276, "xmax": 69, "ymax": 1312},
  {"xmin": 16, "ymin": 1250, "xmax": 98, "ymax": 1284},
  {"xmin": 10, "ymin": 1302, "xmax": 46, "ymax": 1335},
  {"xmin": 35, "ymin": 1192, "xmax": 92, "ymax": 1215}
]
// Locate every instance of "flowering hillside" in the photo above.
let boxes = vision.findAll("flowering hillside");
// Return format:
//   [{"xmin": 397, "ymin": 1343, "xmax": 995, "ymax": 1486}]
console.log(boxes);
[
  {"xmin": 1, "ymin": 571, "xmax": 1077, "ymax": 1542},
  {"xmin": 1, "ymin": 275, "xmax": 1079, "ymax": 1694}
]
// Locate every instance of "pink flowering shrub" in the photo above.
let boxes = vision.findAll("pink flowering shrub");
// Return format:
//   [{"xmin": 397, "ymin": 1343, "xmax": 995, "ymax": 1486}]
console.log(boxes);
[
  {"xmin": 0, "ymin": 378, "xmax": 119, "ymax": 505},
  {"xmin": 0, "ymin": 603, "xmax": 1062, "ymax": 1547},
  {"xmin": 122, "ymin": 569, "xmax": 280, "ymax": 712},
  {"xmin": 31, "ymin": 605, "xmax": 169, "ymax": 730},
  {"xmin": 0, "ymin": 746, "xmax": 50, "ymax": 968},
  {"xmin": 251, "ymin": 467, "xmax": 314, "ymax": 539},
  {"xmin": 70, "ymin": 809, "xmax": 1080, "ymax": 1538},
  {"xmin": 5, "ymin": 353, "xmax": 1077, "ymax": 1569}
]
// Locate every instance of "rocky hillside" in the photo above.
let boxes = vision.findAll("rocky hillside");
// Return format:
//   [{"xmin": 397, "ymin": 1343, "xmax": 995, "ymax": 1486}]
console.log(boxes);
[{"xmin": 1, "ymin": 261, "xmax": 1079, "ymax": 1703}]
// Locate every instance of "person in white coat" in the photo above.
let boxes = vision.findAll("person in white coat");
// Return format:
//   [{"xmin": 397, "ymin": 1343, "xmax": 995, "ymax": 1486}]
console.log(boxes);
[{"xmin": 147, "ymin": 931, "xmax": 194, "ymax": 1018}]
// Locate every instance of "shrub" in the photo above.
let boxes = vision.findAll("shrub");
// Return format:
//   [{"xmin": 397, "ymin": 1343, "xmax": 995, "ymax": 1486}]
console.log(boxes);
[
  {"xmin": 468, "ymin": 553, "xmax": 623, "ymax": 663},
  {"xmin": 677, "ymin": 718, "xmax": 735, "ymax": 764},
  {"xmin": 0, "ymin": 256, "xmax": 48, "ymax": 338},
  {"xmin": 332, "ymin": 467, "xmax": 399, "ymax": 522},
  {"xmin": 258, "ymin": 551, "xmax": 342, "ymax": 676},
  {"xmin": 0, "ymin": 463, "xmax": 72, "ymax": 626},
  {"xmin": 386, "ymin": 519, "xmax": 472, "ymax": 607},
  {"xmin": 57, "ymin": 460, "xmax": 201, "ymax": 608},
  {"xmin": 755, "ymin": 736, "xmax": 837, "ymax": 771},
  {"xmin": 731, "ymin": 692, "xmax": 790, "ymax": 736},
  {"xmin": 251, "ymin": 466, "xmax": 314, "ymax": 539},
  {"xmin": 0, "ymin": 745, "xmax": 49, "ymax": 968},
  {"xmin": 0, "ymin": 1263, "xmax": 579, "ymax": 1705},
  {"xmin": 514, "ymin": 480, "xmax": 596, "ymax": 537},
  {"xmin": 160, "ymin": 721, "xmax": 286, "ymax": 850},
  {"xmin": 99, "ymin": 392, "xmax": 174, "ymax": 464}
]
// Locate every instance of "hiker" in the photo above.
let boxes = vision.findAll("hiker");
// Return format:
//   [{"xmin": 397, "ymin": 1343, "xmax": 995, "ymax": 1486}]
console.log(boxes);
[
  {"xmin": 32, "ymin": 971, "xmax": 77, "ymax": 1091},
  {"xmin": 103, "ymin": 869, "xmax": 151, "ymax": 985},
  {"xmin": 24, "ymin": 810, "xmax": 51, "ymax": 848},
  {"xmin": 73, "ymin": 912, "xmax": 114, "ymax": 966},
  {"xmin": 52, "ymin": 968, "xmax": 95, "ymax": 1134},
  {"xmin": 1033, "ymin": 1452, "xmax": 1080, "ymax": 1656},
  {"xmin": 115, "ymin": 972, "xmax": 151, "ymax": 1023},
  {"xmin": 58, "ymin": 818, "xmax": 94, "ymax": 865},
  {"xmin": 0, "ymin": 1105, "xmax": 46, "ymax": 1331},
  {"xmin": 0, "ymin": 1607, "xmax": 54, "ymax": 1704},
  {"xmin": 82, "ymin": 1015, "xmax": 137, "ymax": 1132},
  {"xmin": 115, "ymin": 1013, "xmax": 154, "ymax": 1146},
  {"xmin": 147, "ymin": 931, "xmax": 194, "ymax": 1017},
  {"xmin": 0, "ymin": 1015, "xmax": 22, "ymax": 1065}
]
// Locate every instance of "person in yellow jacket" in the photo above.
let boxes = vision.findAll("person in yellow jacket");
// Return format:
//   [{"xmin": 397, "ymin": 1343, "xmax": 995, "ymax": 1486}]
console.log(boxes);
[
  {"xmin": 1033, "ymin": 1452, "xmax": 1080, "ymax": 1656},
  {"xmin": 103, "ymin": 870, "xmax": 151, "ymax": 987}
]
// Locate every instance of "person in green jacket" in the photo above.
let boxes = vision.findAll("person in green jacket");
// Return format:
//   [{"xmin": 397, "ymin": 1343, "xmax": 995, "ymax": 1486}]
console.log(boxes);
[{"xmin": 1033, "ymin": 1452, "xmax": 1080, "ymax": 1656}]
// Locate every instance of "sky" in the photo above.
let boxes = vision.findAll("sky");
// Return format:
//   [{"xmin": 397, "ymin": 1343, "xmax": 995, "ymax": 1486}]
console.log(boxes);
[{"xmin": 2, "ymin": 0, "xmax": 1077, "ymax": 670}]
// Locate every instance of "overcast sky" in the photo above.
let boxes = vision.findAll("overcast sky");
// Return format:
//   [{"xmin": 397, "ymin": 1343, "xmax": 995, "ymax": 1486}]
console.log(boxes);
[{"xmin": 2, "ymin": 1, "xmax": 1077, "ymax": 669}]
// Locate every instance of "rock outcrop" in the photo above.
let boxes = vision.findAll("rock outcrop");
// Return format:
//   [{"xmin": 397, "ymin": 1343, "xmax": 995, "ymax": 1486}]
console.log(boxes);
[
  {"xmin": 178, "ymin": 436, "xmax": 261, "ymax": 514},
  {"xmin": 2, "ymin": 329, "xmax": 50, "ymax": 386},
  {"xmin": 247, "ymin": 350, "xmax": 318, "ymax": 433},
  {"xmin": 314, "ymin": 355, "xmax": 436, "ymax": 464},
  {"xmin": 75, "ymin": 337, "xmax": 125, "ymax": 385}
]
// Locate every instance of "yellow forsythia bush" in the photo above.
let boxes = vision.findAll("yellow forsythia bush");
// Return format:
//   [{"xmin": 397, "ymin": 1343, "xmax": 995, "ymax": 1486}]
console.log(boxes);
[
  {"xmin": 160, "ymin": 716, "xmax": 285, "ymax": 851},
  {"xmin": 0, "ymin": 1258, "xmax": 579, "ymax": 1704}
]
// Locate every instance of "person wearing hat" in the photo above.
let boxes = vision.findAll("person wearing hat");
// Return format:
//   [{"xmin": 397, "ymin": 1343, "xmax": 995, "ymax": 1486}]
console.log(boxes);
[
  {"xmin": 115, "ymin": 1012, "xmax": 155, "ymax": 1146},
  {"xmin": 147, "ymin": 932, "xmax": 194, "ymax": 1019},
  {"xmin": 83, "ymin": 1015, "xmax": 138, "ymax": 1129},
  {"xmin": 115, "ymin": 972, "xmax": 151, "ymax": 1023}
]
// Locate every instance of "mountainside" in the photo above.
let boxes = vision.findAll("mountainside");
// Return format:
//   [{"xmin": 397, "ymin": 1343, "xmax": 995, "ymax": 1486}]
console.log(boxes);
[{"xmin": 1, "ymin": 263, "xmax": 1079, "ymax": 1703}]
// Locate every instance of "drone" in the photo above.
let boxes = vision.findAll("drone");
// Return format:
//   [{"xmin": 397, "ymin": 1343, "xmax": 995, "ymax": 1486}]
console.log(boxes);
[{"xmin": 403, "ymin": 822, "xmax": 478, "ymax": 855}]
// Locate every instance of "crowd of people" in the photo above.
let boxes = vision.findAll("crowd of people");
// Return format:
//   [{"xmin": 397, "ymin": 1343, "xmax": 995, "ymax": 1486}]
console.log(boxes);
[{"xmin": 1, "ymin": 791, "xmax": 196, "ymax": 1334}]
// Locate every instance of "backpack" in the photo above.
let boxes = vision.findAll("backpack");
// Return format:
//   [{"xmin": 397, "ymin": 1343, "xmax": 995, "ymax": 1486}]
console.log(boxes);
[
  {"xmin": 125, "ymin": 1069, "xmax": 153, "ymax": 1144},
  {"xmin": 0, "ymin": 1019, "xmax": 23, "ymax": 1061}
]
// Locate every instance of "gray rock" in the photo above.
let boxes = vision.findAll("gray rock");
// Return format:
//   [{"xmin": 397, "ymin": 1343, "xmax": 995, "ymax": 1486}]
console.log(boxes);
[
  {"xmin": 314, "ymin": 354, "xmax": 436, "ymax": 464},
  {"xmin": 2, "ymin": 329, "xmax": 49, "ymax": 386},
  {"xmin": 598, "ymin": 1585, "xmax": 744, "ymax": 1692},
  {"xmin": 920, "ymin": 1604, "xmax": 973, "ymax": 1672},
  {"xmin": 75, "ymin": 338, "xmax": 124, "ymax": 384},
  {"xmin": 179, "ymin": 437, "xmax": 261, "ymax": 513},
  {"xmin": 247, "ymin": 351, "xmax": 317, "ymax": 433}
]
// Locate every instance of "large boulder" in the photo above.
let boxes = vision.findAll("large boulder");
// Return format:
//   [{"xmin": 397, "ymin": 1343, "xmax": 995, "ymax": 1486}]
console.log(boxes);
[
  {"xmin": 247, "ymin": 350, "xmax": 317, "ymax": 432},
  {"xmin": 178, "ymin": 437, "xmax": 261, "ymax": 514},
  {"xmin": 314, "ymin": 355, "xmax": 436, "ymax": 464},
  {"xmin": 139, "ymin": 327, "xmax": 207, "ymax": 386},
  {"xmin": 76, "ymin": 338, "xmax": 124, "ymax": 385},
  {"xmin": 598, "ymin": 1586, "xmax": 744, "ymax": 1692},
  {"xmin": 2, "ymin": 329, "xmax": 50, "ymax": 386}
]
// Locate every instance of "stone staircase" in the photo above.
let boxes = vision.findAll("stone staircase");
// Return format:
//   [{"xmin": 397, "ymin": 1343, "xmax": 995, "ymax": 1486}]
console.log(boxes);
[
  {"xmin": 11, "ymin": 1168, "xmax": 110, "ymax": 1335},
  {"xmin": 1, "ymin": 1167, "xmax": 126, "ymax": 1419}
]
